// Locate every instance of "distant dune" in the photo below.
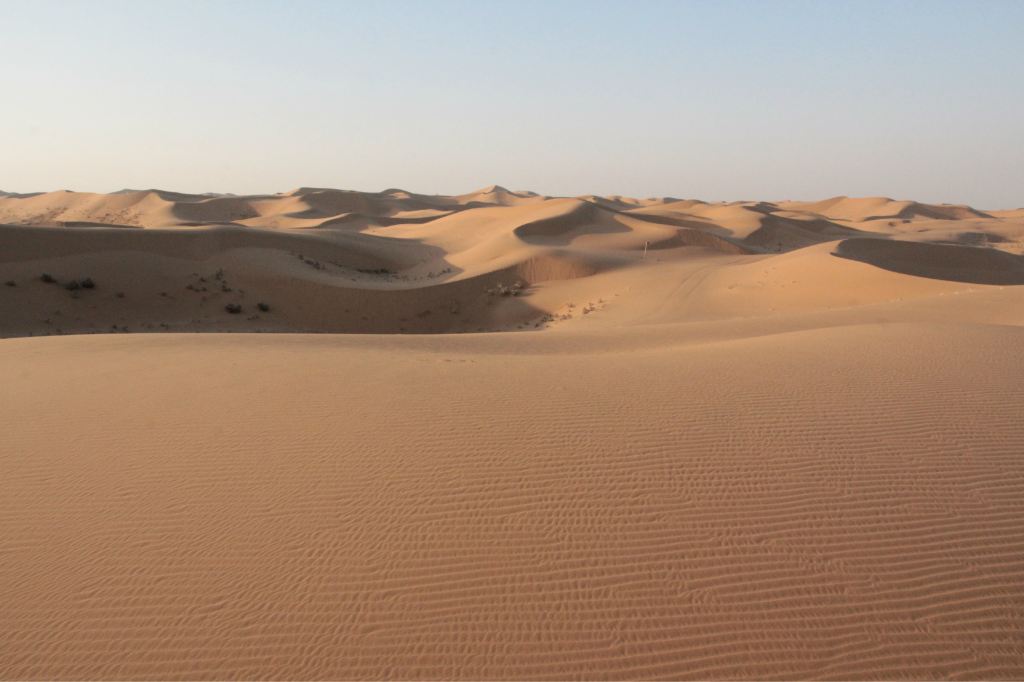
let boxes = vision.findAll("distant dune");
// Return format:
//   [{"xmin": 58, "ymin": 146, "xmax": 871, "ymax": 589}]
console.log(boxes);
[
  {"xmin": 2, "ymin": 188, "xmax": 1024, "ymax": 679},
  {"xmin": 1, "ymin": 187, "xmax": 1022, "ymax": 337}
]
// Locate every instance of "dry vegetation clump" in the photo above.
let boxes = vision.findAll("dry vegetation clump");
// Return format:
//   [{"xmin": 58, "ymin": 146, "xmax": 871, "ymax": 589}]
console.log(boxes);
[
  {"xmin": 225, "ymin": 303, "xmax": 242, "ymax": 314},
  {"xmin": 426, "ymin": 267, "xmax": 454, "ymax": 279},
  {"xmin": 487, "ymin": 281, "xmax": 526, "ymax": 297},
  {"xmin": 297, "ymin": 254, "xmax": 326, "ymax": 270}
]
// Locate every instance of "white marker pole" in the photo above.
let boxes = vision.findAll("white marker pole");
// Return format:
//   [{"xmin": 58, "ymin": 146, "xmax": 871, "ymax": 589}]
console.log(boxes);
[{"xmin": 643, "ymin": 241, "xmax": 649, "ymax": 259}]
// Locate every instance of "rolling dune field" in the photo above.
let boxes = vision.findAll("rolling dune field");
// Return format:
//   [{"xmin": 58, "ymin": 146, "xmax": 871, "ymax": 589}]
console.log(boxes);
[{"xmin": 2, "ymin": 187, "xmax": 1023, "ymax": 679}]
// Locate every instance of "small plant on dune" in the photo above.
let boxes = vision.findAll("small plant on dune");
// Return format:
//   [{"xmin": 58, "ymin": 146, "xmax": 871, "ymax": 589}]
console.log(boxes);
[
  {"xmin": 427, "ymin": 267, "xmax": 454, "ymax": 279},
  {"xmin": 4, "ymin": 280, "xmax": 15, "ymax": 287},
  {"xmin": 64, "ymin": 280, "xmax": 80, "ymax": 291},
  {"xmin": 486, "ymin": 281, "xmax": 526, "ymax": 297},
  {"xmin": 40, "ymin": 273, "xmax": 56, "ymax": 284},
  {"xmin": 225, "ymin": 303, "xmax": 242, "ymax": 314},
  {"xmin": 80, "ymin": 278, "xmax": 95, "ymax": 289},
  {"xmin": 257, "ymin": 302, "xmax": 270, "ymax": 312}
]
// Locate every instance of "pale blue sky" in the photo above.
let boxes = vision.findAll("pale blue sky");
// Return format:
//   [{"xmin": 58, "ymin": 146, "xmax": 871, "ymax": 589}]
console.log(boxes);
[{"xmin": 2, "ymin": 0, "xmax": 1022, "ymax": 207}]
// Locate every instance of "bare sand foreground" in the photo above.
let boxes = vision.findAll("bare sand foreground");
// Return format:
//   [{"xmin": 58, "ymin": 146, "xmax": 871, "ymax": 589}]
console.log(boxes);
[{"xmin": 2, "ymin": 187, "xmax": 1024, "ymax": 679}]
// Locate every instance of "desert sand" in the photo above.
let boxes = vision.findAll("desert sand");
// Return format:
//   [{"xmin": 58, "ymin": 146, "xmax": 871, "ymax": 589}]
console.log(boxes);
[{"xmin": 2, "ymin": 187, "xmax": 1023, "ymax": 679}]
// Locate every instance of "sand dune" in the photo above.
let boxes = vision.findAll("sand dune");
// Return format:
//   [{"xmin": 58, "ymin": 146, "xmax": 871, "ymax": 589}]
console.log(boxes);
[
  {"xmin": 3, "ymin": 187, "xmax": 1020, "ymax": 339},
  {"xmin": 2, "ymin": 187, "xmax": 1024, "ymax": 679},
  {"xmin": 779, "ymin": 196, "xmax": 994, "ymax": 222}
]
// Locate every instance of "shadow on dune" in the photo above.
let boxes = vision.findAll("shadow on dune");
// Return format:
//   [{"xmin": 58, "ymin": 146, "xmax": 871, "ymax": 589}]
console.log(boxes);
[
  {"xmin": 0, "ymin": 223, "xmax": 564, "ymax": 337},
  {"xmin": 647, "ymin": 228, "xmax": 753, "ymax": 254},
  {"xmin": 513, "ymin": 201, "xmax": 630, "ymax": 246},
  {"xmin": 169, "ymin": 196, "xmax": 260, "ymax": 224},
  {"xmin": 314, "ymin": 212, "xmax": 453, "ymax": 229},
  {"xmin": 619, "ymin": 206, "xmax": 860, "ymax": 254},
  {"xmin": 0, "ymin": 223, "xmax": 435, "ymax": 272},
  {"xmin": 832, "ymin": 238, "xmax": 1024, "ymax": 285},
  {"xmin": 860, "ymin": 202, "xmax": 994, "ymax": 222},
  {"xmin": 613, "ymin": 211, "xmax": 718, "ymax": 232},
  {"xmin": 59, "ymin": 221, "xmax": 142, "ymax": 229},
  {"xmin": 744, "ymin": 214, "xmax": 866, "ymax": 251}
]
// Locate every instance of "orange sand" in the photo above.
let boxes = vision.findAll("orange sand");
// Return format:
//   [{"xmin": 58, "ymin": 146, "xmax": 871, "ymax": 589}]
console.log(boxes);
[{"xmin": 1, "ymin": 187, "xmax": 1023, "ymax": 679}]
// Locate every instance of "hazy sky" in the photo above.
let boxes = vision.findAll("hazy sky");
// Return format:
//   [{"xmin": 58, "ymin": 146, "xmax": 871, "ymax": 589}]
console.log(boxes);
[{"xmin": 2, "ymin": 0, "xmax": 1022, "ymax": 206}]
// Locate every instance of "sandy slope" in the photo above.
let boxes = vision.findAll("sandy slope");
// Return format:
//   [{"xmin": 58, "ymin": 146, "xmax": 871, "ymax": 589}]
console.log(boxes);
[{"xmin": 2, "ymin": 188, "xmax": 1024, "ymax": 679}]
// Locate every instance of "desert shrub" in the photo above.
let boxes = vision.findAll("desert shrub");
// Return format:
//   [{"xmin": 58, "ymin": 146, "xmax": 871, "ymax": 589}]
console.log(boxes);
[
  {"xmin": 225, "ymin": 303, "xmax": 242, "ymax": 314},
  {"xmin": 257, "ymin": 302, "xmax": 270, "ymax": 312},
  {"xmin": 40, "ymin": 273, "xmax": 56, "ymax": 284},
  {"xmin": 4, "ymin": 280, "xmax": 15, "ymax": 287},
  {"xmin": 65, "ymin": 280, "xmax": 80, "ymax": 291},
  {"xmin": 487, "ymin": 281, "xmax": 525, "ymax": 297},
  {"xmin": 80, "ymin": 278, "xmax": 95, "ymax": 289}
]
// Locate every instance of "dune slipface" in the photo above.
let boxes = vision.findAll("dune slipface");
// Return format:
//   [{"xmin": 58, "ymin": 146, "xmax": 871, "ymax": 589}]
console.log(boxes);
[{"xmin": 2, "ymin": 188, "xmax": 1024, "ymax": 679}]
